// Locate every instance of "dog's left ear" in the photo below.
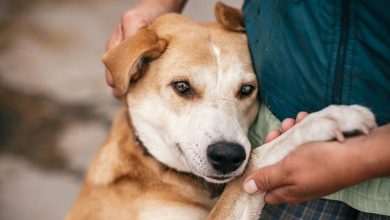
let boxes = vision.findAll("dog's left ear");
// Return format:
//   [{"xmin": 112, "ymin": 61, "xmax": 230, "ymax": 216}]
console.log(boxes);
[
  {"xmin": 214, "ymin": 1, "xmax": 245, "ymax": 32},
  {"xmin": 103, "ymin": 28, "xmax": 167, "ymax": 96}
]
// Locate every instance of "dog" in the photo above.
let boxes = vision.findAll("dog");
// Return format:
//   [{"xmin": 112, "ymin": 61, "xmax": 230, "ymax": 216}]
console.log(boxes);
[{"xmin": 66, "ymin": 3, "xmax": 377, "ymax": 220}]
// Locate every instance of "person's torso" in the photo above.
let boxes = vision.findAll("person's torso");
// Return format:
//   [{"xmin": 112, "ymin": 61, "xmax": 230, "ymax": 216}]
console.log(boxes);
[{"xmin": 243, "ymin": 0, "xmax": 390, "ymax": 126}]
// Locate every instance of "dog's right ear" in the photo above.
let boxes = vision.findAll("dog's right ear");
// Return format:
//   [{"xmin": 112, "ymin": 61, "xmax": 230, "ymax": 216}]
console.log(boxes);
[
  {"xmin": 102, "ymin": 28, "xmax": 167, "ymax": 96},
  {"xmin": 214, "ymin": 1, "xmax": 245, "ymax": 32}
]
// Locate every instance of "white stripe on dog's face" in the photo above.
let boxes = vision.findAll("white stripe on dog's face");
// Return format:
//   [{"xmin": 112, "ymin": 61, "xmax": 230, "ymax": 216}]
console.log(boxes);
[{"xmin": 127, "ymin": 24, "xmax": 259, "ymax": 183}]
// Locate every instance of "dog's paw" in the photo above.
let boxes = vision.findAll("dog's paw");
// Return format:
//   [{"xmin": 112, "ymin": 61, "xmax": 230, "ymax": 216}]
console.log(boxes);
[{"xmin": 301, "ymin": 105, "xmax": 377, "ymax": 142}]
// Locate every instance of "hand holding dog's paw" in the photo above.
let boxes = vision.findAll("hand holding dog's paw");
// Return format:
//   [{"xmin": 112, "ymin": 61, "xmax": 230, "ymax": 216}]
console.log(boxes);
[
  {"xmin": 243, "ymin": 105, "xmax": 379, "ymax": 203},
  {"xmin": 243, "ymin": 136, "xmax": 376, "ymax": 204},
  {"xmin": 274, "ymin": 105, "xmax": 378, "ymax": 146}
]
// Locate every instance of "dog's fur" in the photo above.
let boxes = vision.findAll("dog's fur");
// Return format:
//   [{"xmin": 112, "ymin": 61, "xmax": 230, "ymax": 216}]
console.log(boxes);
[{"xmin": 66, "ymin": 3, "xmax": 377, "ymax": 220}]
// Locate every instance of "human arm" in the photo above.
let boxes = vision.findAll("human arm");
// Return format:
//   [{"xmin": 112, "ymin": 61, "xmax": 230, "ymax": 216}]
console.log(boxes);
[
  {"xmin": 105, "ymin": 0, "xmax": 187, "ymax": 97},
  {"xmin": 243, "ymin": 120, "xmax": 390, "ymax": 204}
]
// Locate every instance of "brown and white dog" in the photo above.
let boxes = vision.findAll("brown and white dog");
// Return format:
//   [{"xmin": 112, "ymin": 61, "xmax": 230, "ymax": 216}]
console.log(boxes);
[{"xmin": 66, "ymin": 3, "xmax": 377, "ymax": 220}]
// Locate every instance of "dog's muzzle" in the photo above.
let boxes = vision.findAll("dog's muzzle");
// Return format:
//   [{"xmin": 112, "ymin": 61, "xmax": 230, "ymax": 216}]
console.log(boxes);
[{"xmin": 206, "ymin": 142, "xmax": 246, "ymax": 174}]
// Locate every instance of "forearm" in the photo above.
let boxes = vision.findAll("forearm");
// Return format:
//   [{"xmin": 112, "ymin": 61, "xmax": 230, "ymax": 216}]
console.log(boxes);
[
  {"xmin": 356, "ymin": 123, "xmax": 390, "ymax": 178},
  {"xmin": 342, "ymin": 124, "xmax": 390, "ymax": 185}
]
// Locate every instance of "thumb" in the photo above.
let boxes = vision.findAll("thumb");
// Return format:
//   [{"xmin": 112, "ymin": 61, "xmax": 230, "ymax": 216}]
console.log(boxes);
[
  {"xmin": 121, "ymin": 11, "xmax": 148, "ymax": 38},
  {"xmin": 123, "ymin": 19, "xmax": 148, "ymax": 38},
  {"xmin": 243, "ymin": 163, "xmax": 287, "ymax": 194}
]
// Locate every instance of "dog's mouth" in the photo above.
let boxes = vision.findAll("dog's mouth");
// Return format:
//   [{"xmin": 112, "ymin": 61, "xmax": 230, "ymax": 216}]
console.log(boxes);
[
  {"xmin": 203, "ymin": 175, "xmax": 234, "ymax": 184},
  {"xmin": 208, "ymin": 176, "xmax": 231, "ymax": 181}
]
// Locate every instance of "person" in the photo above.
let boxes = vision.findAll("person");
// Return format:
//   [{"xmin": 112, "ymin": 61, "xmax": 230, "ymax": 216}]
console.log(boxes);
[{"xmin": 105, "ymin": 0, "xmax": 390, "ymax": 219}]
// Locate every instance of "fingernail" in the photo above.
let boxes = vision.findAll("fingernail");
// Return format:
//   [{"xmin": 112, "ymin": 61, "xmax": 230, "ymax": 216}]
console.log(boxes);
[{"xmin": 243, "ymin": 179, "xmax": 258, "ymax": 194}]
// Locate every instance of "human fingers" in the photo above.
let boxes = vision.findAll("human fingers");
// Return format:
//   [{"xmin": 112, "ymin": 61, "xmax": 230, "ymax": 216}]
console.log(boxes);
[
  {"xmin": 120, "ymin": 10, "xmax": 148, "ymax": 38},
  {"xmin": 280, "ymin": 112, "xmax": 309, "ymax": 134},
  {"xmin": 106, "ymin": 24, "xmax": 123, "ymax": 52},
  {"xmin": 281, "ymin": 118, "xmax": 296, "ymax": 133},
  {"xmin": 105, "ymin": 67, "xmax": 122, "ymax": 98},
  {"xmin": 264, "ymin": 186, "xmax": 300, "ymax": 205},
  {"xmin": 264, "ymin": 129, "xmax": 282, "ymax": 143},
  {"xmin": 243, "ymin": 163, "xmax": 288, "ymax": 194},
  {"xmin": 104, "ymin": 25, "xmax": 123, "ymax": 96},
  {"xmin": 296, "ymin": 111, "xmax": 309, "ymax": 123},
  {"xmin": 105, "ymin": 69, "xmax": 114, "ymax": 87}
]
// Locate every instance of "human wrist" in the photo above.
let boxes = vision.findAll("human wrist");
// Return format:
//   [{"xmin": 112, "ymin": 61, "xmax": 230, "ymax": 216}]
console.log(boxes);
[
  {"xmin": 339, "ymin": 136, "xmax": 374, "ymax": 184},
  {"xmin": 340, "ymin": 127, "xmax": 390, "ymax": 185},
  {"xmin": 355, "ymin": 124, "xmax": 390, "ymax": 178}
]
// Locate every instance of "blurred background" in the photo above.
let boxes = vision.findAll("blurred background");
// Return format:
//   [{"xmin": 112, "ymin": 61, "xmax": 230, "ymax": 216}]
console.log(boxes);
[{"xmin": 0, "ymin": 0, "xmax": 242, "ymax": 219}]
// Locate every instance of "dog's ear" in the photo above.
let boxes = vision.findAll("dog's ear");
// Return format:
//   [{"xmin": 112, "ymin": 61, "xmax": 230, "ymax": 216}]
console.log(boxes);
[
  {"xmin": 102, "ymin": 28, "xmax": 168, "ymax": 96},
  {"xmin": 214, "ymin": 2, "xmax": 245, "ymax": 32}
]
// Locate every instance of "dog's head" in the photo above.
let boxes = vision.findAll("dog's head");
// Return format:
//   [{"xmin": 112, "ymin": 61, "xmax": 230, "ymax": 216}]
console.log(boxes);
[{"xmin": 103, "ymin": 3, "xmax": 259, "ymax": 184}]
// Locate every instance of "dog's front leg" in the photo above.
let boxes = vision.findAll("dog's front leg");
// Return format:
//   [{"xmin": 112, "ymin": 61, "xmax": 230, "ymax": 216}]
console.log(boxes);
[
  {"xmin": 206, "ymin": 163, "xmax": 265, "ymax": 220},
  {"xmin": 207, "ymin": 105, "xmax": 377, "ymax": 220}
]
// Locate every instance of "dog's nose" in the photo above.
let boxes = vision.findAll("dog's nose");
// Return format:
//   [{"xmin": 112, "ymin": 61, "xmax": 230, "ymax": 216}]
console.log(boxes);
[{"xmin": 207, "ymin": 142, "xmax": 246, "ymax": 174}]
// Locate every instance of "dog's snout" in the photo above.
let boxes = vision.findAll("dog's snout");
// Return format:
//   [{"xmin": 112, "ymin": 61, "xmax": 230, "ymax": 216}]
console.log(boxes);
[{"xmin": 207, "ymin": 142, "xmax": 246, "ymax": 174}]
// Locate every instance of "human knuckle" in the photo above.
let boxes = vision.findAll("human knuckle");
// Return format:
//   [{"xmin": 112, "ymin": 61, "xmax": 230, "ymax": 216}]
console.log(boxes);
[
  {"xmin": 106, "ymin": 37, "xmax": 116, "ymax": 50},
  {"xmin": 271, "ymin": 192, "xmax": 286, "ymax": 203},
  {"xmin": 257, "ymin": 170, "xmax": 272, "ymax": 190},
  {"xmin": 280, "ymin": 160, "xmax": 294, "ymax": 177},
  {"xmin": 265, "ymin": 193, "xmax": 279, "ymax": 204},
  {"xmin": 281, "ymin": 192, "xmax": 296, "ymax": 204}
]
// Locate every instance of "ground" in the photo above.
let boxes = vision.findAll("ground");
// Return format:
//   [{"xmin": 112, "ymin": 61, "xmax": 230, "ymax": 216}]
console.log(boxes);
[{"xmin": 0, "ymin": 0, "xmax": 241, "ymax": 219}]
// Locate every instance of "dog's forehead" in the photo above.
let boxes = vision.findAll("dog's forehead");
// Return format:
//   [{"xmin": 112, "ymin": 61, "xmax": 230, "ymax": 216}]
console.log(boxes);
[{"xmin": 150, "ymin": 14, "xmax": 253, "ymax": 78}]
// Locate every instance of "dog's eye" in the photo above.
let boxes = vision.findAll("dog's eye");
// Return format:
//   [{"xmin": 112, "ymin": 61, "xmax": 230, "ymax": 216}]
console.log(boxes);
[
  {"xmin": 172, "ymin": 81, "xmax": 194, "ymax": 97},
  {"xmin": 238, "ymin": 84, "xmax": 255, "ymax": 98}
]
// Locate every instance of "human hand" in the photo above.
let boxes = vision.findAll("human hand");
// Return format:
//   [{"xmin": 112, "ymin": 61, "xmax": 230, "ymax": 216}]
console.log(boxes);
[
  {"xmin": 245, "ymin": 140, "xmax": 363, "ymax": 204},
  {"xmin": 105, "ymin": 0, "xmax": 187, "ymax": 97},
  {"xmin": 263, "ymin": 111, "xmax": 308, "ymax": 143},
  {"xmin": 243, "ymin": 113, "xmax": 390, "ymax": 204}
]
